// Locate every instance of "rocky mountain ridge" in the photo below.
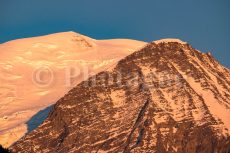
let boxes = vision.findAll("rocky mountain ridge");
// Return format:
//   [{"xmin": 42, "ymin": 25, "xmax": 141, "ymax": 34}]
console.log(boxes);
[{"xmin": 11, "ymin": 40, "xmax": 230, "ymax": 153}]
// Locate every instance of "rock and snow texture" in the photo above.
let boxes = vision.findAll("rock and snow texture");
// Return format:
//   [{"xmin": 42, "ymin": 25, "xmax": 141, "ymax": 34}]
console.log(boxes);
[
  {"xmin": 11, "ymin": 41, "xmax": 230, "ymax": 153},
  {"xmin": 0, "ymin": 31, "xmax": 146, "ymax": 147}
]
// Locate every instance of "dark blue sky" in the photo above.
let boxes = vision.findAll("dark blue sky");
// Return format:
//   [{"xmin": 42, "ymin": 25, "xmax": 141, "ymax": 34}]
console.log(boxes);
[{"xmin": 0, "ymin": 0, "xmax": 229, "ymax": 67}]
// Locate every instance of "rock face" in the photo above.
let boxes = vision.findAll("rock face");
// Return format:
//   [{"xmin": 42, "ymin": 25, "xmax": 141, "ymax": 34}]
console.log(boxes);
[{"xmin": 11, "ymin": 40, "xmax": 230, "ymax": 153}]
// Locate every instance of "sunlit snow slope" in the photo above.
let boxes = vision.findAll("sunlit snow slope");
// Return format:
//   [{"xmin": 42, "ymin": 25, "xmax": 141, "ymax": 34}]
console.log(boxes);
[{"xmin": 0, "ymin": 31, "xmax": 146, "ymax": 147}]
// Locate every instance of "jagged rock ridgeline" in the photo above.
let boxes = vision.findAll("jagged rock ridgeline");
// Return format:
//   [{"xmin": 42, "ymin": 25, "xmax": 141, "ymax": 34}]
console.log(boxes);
[{"xmin": 11, "ymin": 40, "xmax": 230, "ymax": 153}]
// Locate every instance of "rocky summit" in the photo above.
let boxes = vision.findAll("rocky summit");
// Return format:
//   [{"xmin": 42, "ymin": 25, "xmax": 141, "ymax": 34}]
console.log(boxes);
[{"xmin": 11, "ymin": 40, "xmax": 230, "ymax": 153}]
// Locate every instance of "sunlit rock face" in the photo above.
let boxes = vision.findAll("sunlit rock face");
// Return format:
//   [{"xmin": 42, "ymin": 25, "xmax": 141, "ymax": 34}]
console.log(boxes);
[
  {"xmin": 11, "ymin": 40, "xmax": 230, "ymax": 153},
  {"xmin": 0, "ymin": 31, "xmax": 146, "ymax": 147}
]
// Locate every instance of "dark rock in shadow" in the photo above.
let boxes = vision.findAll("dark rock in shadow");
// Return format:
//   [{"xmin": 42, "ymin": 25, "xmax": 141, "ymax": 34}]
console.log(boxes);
[
  {"xmin": 26, "ymin": 105, "xmax": 53, "ymax": 133},
  {"xmin": 0, "ymin": 144, "xmax": 10, "ymax": 153}
]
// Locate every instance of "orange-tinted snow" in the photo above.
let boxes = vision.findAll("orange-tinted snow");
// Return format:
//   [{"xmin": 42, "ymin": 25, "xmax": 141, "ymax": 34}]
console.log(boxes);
[{"xmin": 0, "ymin": 32, "xmax": 146, "ymax": 147}]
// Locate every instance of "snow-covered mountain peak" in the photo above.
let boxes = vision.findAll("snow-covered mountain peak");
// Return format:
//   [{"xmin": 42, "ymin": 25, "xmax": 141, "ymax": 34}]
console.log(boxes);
[
  {"xmin": 0, "ymin": 32, "xmax": 146, "ymax": 147},
  {"xmin": 153, "ymin": 38, "xmax": 187, "ymax": 44}
]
